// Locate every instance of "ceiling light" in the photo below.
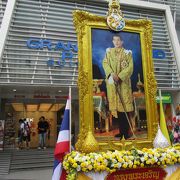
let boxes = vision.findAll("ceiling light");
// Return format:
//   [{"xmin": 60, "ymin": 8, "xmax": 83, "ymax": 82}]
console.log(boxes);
[
  {"xmin": 58, "ymin": 90, "xmax": 62, "ymax": 93},
  {"xmin": 13, "ymin": 89, "xmax": 16, "ymax": 92}
]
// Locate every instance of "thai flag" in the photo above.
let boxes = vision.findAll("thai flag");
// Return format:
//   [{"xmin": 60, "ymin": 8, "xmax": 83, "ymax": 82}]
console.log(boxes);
[{"xmin": 52, "ymin": 92, "xmax": 71, "ymax": 180}]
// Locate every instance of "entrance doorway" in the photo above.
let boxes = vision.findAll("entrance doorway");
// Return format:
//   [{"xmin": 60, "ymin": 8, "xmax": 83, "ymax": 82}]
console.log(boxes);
[{"xmin": 4, "ymin": 100, "xmax": 65, "ymax": 149}]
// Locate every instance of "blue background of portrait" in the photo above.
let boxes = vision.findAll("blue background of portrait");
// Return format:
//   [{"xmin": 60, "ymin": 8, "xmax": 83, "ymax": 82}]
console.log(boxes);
[{"xmin": 92, "ymin": 29, "xmax": 143, "ymax": 92}]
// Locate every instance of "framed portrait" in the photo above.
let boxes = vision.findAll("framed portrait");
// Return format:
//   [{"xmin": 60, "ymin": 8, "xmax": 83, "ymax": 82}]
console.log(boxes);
[{"xmin": 73, "ymin": 10, "xmax": 158, "ymax": 151}]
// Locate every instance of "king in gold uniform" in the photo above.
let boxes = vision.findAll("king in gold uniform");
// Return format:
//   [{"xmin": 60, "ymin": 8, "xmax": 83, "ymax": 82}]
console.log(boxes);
[{"xmin": 102, "ymin": 35, "xmax": 134, "ymax": 139}]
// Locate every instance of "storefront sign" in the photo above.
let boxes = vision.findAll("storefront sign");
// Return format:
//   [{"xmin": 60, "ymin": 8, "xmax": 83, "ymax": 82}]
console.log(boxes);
[
  {"xmin": 26, "ymin": 39, "xmax": 78, "ymax": 67},
  {"xmin": 106, "ymin": 167, "xmax": 167, "ymax": 180},
  {"xmin": 153, "ymin": 49, "xmax": 166, "ymax": 59},
  {"xmin": 55, "ymin": 96, "xmax": 68, "ymax": 99},
  {"xmin": 33, "ymin": 92, "xmax": 50, "ymax": 99},
  {"xmin": 156, "ymin": 92, "xmax": 172, "ymax": 103},
  {"xmin": 14, "ymin": 95, "xmax": 25, "ymax": 98},
  {"xmin": 26, "ymin": 38, "xmax": 165, "ymax": 68}
]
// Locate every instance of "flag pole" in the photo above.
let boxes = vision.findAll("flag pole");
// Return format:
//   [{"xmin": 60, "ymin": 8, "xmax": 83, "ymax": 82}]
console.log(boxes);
[
  {"xmin": 159, "ymin": 89, "xmax": 162, "ymax": 101},
  {"xmin": 159, "ymin": 89, "xmax": 171, "ymax": 145},
  {"xmin": 69, "ymin": 86, "xmax": 72, "ymax": 152}
]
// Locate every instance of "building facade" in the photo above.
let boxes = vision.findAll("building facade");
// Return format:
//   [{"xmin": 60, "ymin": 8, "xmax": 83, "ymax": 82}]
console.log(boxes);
[{"xmin": 0, "ymin": 0, "xmax": 179, "ymax": 148}]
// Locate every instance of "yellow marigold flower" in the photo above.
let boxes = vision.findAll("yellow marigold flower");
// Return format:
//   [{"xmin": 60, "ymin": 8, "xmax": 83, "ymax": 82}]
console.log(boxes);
[
  {"xmin": 146, "ymin": 160, "xmax": 150, "ymax": 164},
  {"xmin": 80, "ymin": 162, "xmax": 86, "ymax": 167},
  {"xmin": 157, "ymin": 162, "xmax": 161, "ymax": 165},
  {"xmin": 110, "ymin": 169, "xmax": 116, "ymax": 173},
  {"xmin": 118, "ymin": 158, "xmax": 123, "ymax": 163},
  {"xmin": 133, "ymin": 165, "xmax": 137, "ymax": 168},
  {"xmin": 114, "ymin": 164, "xmax": 118, "ymax": 168},
  {"xmin": 106, "ymin": 155, "xmax": 110, "ymax": 159},
  {"xmin": 100, "ymin": 165, "xmax": 106, "ymax": 171},
  {"xmin": 82, "ymin": 168, "xmax": 87, "ymax": 172},
  {"xmin": 134, "ymin": 160, "xmax": 140, "ymax": 165},
  {"xmin": 122, "ymin": 164, "xmax": 127, "ymax": 168},
  {"xmin": 105, "ymin": 167, "xmax": 110, "ymax": 172},
  {"xmin": 72, "ymin": 163, "xmax": 78, "ymax": 168},
  {"xmin": 124, "ymin": 157, "xmax": 128, "ymax": 162},
  {"xmin": 97, "ymin": 157, "xmax": 103, "ymax": 162},
  {"xmin": 88, "ymin": 165, "xmax": 93, "ymax": 170},
  {"xmin": 112, "ymin": 154, "xmax": 116, "ymax": 158},
  {"xmin": 129, "ymin": 164, "xmax": 133, "ymax": 168},
  {"xmin": 140, "ymin": 163, "xmax": 144, "ymax": 167},
  {"xmin": 127, "ymin": 151, "xmax": 131, "ymax": 155}
]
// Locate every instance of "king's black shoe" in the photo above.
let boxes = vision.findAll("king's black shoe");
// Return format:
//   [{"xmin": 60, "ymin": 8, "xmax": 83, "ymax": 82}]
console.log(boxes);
[{"xmin": 114, "ymin": 133, "xmax": 122, "ymax": 139}]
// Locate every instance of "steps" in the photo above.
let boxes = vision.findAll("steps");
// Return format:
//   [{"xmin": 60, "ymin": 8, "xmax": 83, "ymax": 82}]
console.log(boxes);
[
  {"xmin": 0, "ymin": 151, "xmax": 11, "ymax": 175},
  {"xmin": 10, "ymin": 148, "xmax": 54, "ymax": 171}
]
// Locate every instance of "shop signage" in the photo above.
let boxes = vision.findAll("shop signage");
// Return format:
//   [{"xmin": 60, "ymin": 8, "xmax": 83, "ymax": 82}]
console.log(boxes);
[
  {"xmin": 26, "ymin": 39, "xmax": 165, "ymax": 68},
  {"xmin": 55, "ymin": 96, "xmax": 68, "ymax": 99},
  {"xmin": 106, "ymin": 167, "xmax": 167, "ymax": 180},
  {"xmin": 33, "ymin": 92, "xmax": 50, "ymax": 99},
  {"xmin": 153, "ymin": 49, "xmax": 166, "ymax": 59},
  {"xmin": 156, "ymin": 92, "xmax": 172, "ymax": 103},
  {"xmin": 26, "ymin": 39, "xmax": 78, "ymax": 67},
  {"xmin": 14, "ymin": 95, "xmax": 25, "ymax": 98}
]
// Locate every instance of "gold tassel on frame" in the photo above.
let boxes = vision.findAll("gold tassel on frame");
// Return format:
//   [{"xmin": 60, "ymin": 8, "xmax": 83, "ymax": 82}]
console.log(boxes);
[{"xmin": 81, "ymin": 125, "xmax": 99, "ymax": 153}]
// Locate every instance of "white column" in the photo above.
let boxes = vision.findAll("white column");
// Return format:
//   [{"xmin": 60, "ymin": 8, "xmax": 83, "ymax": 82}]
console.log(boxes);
[
  {"xmin": 0, "ymin": 0, "xmax": 16, "ymax": 65},
  {"xmin": 165, "ymin": 7, "xmax": 180, "ymax": 79}
]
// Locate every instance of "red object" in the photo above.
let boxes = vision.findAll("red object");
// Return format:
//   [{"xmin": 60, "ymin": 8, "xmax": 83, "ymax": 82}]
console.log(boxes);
[
  {"xmin": 32, "ymin": 132, "xmax": 36, "ymax": 136},
  {"xmin": 55, "ymin": 96, "xmax": 68, "ymax": 99},
  {"xmin": 93, "ymin": 92, "xmax": 106, "ymax": 97},
  {"xmin": 33, "ymin": 95, "xmax": 50, "ymax": 98},
  {"xmin": 106, "ymin": 167, "xmax": 167, "ymax": 180}
]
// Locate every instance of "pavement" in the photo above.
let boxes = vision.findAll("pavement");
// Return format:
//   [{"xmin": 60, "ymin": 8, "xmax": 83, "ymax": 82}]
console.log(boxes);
[{"xmin": 0, "ymin": 168, "xmax": 53, "ymax": 180}]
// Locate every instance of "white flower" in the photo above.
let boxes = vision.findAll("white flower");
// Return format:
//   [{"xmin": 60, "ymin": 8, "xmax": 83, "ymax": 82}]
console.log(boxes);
[
  {"xmin": 140, "ymin": 157, "xmax": 145, "ymax": 162},
  {"xmin": 104, "ymin": 159, "xmax": 108, "ymax": 165},
  {"xmin": 148, "ymin": 154, "xmax": 153, "ymax": 158},
  {"xmin": 91, "ymin": 159, "xmax": 94, "ymax": 163},
  {"xmin": 76, "ymin": 165, "xmax": 81, "ymax": 172},
  {"xmin": 82, "ymin": 157, "xmax": 87, "ymax": 161},
  {"xmin": 137, "ymin": 150, "xmax": 143, "ymax": 154},
  {"xmin": 118, "ymin": 163, "xmax": 122, "ymax": 168},
  {"xmin": 112, "ymin": 159, "xmax": 117, "ymax": 163},
  {"xmin": 154, "ymin": 157, "xmax": 158, "ymax": 162}
]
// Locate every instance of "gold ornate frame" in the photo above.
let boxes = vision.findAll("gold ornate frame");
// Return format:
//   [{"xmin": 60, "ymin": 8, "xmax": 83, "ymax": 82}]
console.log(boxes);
[{"xmin": 73, "ymin": 10, "xmax": 158, "ymax": 152}]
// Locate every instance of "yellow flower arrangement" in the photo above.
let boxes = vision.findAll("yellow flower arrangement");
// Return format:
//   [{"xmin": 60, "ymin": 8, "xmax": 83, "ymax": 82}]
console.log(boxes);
[{"xmin": 63, "ymin": 147, "xmax": 180, "ymax": 180}]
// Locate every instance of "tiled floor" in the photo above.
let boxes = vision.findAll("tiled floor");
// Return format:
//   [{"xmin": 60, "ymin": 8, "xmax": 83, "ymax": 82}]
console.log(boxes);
[{"xmin": 0, "ymin": 168, "xmax": 52, "ymax": 180}]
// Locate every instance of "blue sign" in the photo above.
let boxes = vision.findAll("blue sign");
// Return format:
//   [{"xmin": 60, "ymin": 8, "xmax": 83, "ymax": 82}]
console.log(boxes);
[
  {"xmin": 153, "ymin": 49, "xmax": 166, "ymax": 59},
  {"xmin": 26, "ymin": 38, "xmax": 166, "ymax": 68},
  {"xmin": 27, "ymin": 39, "xmax": 78, "ymax": 67}
]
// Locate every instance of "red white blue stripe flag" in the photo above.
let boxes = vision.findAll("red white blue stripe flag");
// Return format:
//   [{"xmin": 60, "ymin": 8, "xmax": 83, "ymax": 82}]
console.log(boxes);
[{"xmin": 52, "ymin": 88, "xmax": 71, "ymax": 180}]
